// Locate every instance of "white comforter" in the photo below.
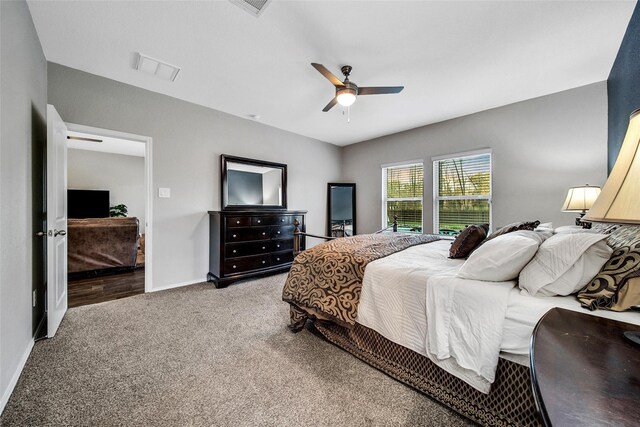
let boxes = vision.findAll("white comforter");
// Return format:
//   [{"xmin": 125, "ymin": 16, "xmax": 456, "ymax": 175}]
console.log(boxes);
[{"xmin": 356, "ymin": 240, "xmax": 640, "ymax": 394}]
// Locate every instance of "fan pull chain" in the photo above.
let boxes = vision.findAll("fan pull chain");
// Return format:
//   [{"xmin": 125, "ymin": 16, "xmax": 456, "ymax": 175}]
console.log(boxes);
[{"xmin": 347, "ymin": 106, "xmax": 351, "ymax": 123}]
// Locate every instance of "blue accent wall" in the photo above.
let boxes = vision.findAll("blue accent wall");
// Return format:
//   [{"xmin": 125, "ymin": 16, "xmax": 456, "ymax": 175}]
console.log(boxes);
[{"xmin": 608, "ymin": 1, "xmax": 640, "ymax": 172}]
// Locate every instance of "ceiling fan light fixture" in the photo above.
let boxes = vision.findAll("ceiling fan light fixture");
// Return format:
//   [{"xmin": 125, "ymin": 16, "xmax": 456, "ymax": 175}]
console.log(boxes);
[{"xmin": 336, "ymin": 87, "xmax": 357, "ymax": 107}]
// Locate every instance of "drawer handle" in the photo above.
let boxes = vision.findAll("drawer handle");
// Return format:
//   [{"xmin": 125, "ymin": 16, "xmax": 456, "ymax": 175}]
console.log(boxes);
[
  {"xmin": 276, "ymin": 257, "xmax": 280, "ymax": 261},
  {"xmin": 233, "ymin": 234, "xmax": 237, "ymax": 238},
  {"xmin": 257, "ymin": 220, "xmax": 261, "ymax": 223},
  {"xmin": 276, "ymin": 244, "xmax": 280, "ymax": 248},
  {"xmin": 232, "ymin": 265, "xmax": 237, "ymax": 269},
  {"xmin": 233, "ymin": 250, "xmax": 237, "ymax": 254},
  {"xmin": 277, "ymin": 231, "xmax": 280, "ymax": 235},
  {"xmin": 281, "ymin": 219, "xmax": 285, "ymax": 222},
  {"xmin": 262, "ymin": 246, "xmax": 266, "ymax": 250},
  {"xmin": 262, "ymin": 232, "xmax": 266, "ymax": 236},
  {"xmin": 262, "ymin": 260, "xmax": 266, "ymax": 264},
  {"xmin": 236, "ymin": 220, "xmax": 240, "ymax": 224}
]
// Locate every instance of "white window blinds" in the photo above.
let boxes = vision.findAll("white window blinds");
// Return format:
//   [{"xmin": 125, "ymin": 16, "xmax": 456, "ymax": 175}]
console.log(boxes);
[
  {"xmin": 433, "ymin": 152, "xmax": 491, "ymax": 235},
  {"xmin": 382, "ymin": 163, "xmax": 423, "ymax": 232}
]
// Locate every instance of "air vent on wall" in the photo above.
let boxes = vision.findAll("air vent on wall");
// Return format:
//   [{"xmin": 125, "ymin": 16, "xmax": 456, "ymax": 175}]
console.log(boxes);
[{"xmin": 229, "ymin": 0, "xmax": 271, "ymax": 17}]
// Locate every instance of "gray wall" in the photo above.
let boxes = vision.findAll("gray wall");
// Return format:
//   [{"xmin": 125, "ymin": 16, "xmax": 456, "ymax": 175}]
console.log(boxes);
[
  {"xmin": 48, "ymin": 63, "xmax": 342, "ymax": 290},
  {"xmin": 0, "ymin": 0, "xmax": 47, "ymax": 411},
  {"xmin": 342, "ymin": 82, "xmax": 608, "ymax": 234},
  {"xmin": 67, "ymin": 149, "xmax": 146, "ymax": 232}
]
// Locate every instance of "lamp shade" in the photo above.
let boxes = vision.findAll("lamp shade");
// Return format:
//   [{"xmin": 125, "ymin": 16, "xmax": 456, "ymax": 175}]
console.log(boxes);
[
  {"xmin": 561, "ymin": 185, "xmax": 601, "ymax": 213},
  {"xmin": 584, "ymin": 108, "xmax": 640, "ymax": 224}
]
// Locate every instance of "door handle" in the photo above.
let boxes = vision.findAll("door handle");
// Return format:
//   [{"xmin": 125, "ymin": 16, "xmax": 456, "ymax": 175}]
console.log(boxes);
[
  {"xmin": 54, "ymin": 229, "xmax": 67, "ymax": 237},
  {"xmin": 35, "ymin": 231, "xmax": 46, "ymax": 237}
]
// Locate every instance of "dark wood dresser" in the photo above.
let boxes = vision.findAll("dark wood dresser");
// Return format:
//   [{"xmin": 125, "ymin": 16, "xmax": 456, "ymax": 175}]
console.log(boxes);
[
  {"xmin": 207, "ymin": 210, "xmax": 306, "ymax": 287},
  {"xmin": 530, "ymin": 308, "xmax": 640, "ymax": 427}
]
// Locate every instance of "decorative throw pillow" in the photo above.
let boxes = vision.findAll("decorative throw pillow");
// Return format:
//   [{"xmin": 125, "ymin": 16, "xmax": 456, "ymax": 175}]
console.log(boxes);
[
  {"xmin": 519, "ymin": 233, "xmax": 612, "ymax": 297},
  {"xmin": 449, "ymin": 224, "xmax": 490, "ymax": 259},
  {"xmin": 458, "ymin": 232, "xmax": 541, "ymax": 282},
  {"xmin": 589, "ymin": 223, "xmax": 621, "ymax": 235},
  {"xmin": 486, "ymin": 220, "xmax": 541, "ymax": 241},
  {"xmin": 577, "ymin": 225, "xmax": 640, "ymax": 311}
]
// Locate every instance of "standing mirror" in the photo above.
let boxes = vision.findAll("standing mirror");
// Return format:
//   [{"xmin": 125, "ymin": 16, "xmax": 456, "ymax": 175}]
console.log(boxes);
[
  {"xmin": 327, "ymin": 183, "xmax": 356, "ymax": 237},
  {"xmin": 222, "ymin": 155, "xmax": 287, "ymax": 210}
]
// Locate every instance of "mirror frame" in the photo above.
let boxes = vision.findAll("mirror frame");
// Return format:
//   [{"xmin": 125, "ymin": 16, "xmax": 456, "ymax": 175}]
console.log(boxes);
[
  {"xmin": 327, "ymin": 183, "xmax": 356, "ymax": 237},
  {"xmin": 221, "ymin": 154, "xmax": 287, "ymax": 211}
]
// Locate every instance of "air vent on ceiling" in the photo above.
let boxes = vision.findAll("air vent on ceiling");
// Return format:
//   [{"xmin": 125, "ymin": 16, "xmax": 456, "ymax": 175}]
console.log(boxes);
[
  {"xmin": 229, "ymin": 0, "xmax": 271, "ymax": 17},
  {"xmin": 135, "ymin": 53, "xmax": 181, "ymax": 82}
]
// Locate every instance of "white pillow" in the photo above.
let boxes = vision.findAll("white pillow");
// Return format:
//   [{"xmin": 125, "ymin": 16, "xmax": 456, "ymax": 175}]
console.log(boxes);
[
  {"xmin": 519, "ymin": 233, "xmax": 612, "ymax": 297},
  {"xmin": 510, "ymin": 229, "xmax": 548, "ymax": 245},
  {"xmin": 554, "ymin": 225, "xmax": 590, "ymax": 234},
  {"xmin": 458, "ymin": 233, "xmax": 541, "ymax": 282}
]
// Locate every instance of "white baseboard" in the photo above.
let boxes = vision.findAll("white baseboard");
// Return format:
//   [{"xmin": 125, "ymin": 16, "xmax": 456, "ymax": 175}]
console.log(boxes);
[
  {"xmin": 148, "ymin": 278, "xmax": 207, "ymax": 293},
  {"xmin": 0, "ymin": 338, "xmax": 34, "ymax": 415}
]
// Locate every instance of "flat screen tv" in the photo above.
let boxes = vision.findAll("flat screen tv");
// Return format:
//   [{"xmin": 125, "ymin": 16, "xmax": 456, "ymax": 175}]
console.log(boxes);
[{"xmin": 68, "ymin": 189, "xmax": 110, "ymax": 219}]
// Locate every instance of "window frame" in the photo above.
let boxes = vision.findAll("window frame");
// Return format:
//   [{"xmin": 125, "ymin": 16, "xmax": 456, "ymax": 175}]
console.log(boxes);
[
  {"xmin": 381, "ymin": 160, "xmax": 424, "ymax": 233},
  {"xmin": 432, "ymin": 149, "xmax": 492, "ymax": 235}
]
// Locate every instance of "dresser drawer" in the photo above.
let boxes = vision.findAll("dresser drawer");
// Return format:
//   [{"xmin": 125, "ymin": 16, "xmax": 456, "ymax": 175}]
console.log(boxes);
[
  {"xmin": 226, "ymin": 241, "xmax": 271, "ymax": 258},
  {"xmin": 225, "ymin": 254, "xmax": 270, "ymax": 274},
  {"xmin": 226, "ymin": 216, "xmax": 251, "ymax": 228},
  {"xmin": 271, "ymin": 225, "xmax": 295, "ymax": 239},
  {"xmin": 271, "ymin": 239, "xmax": 293, "ymax": 252},
  {"xmin": 226, "ymin": 227, "xmax": 271, "ymax": 242},
  {"xmin": 271, "ymin": 251, "xmax": 293, "ymax": 266},
  {"xmin": 250, "ymin": 215, "xmax": 295, "ymax": 226}
]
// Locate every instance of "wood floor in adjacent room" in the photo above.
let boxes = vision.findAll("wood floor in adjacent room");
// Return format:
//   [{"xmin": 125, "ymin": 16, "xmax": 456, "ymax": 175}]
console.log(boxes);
[{"xmin": 68, "ymin": 268, "xmax": 145, "ymax": 308}]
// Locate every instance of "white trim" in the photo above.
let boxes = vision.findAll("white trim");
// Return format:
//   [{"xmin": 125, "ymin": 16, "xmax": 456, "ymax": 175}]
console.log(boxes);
[
  {"xmin": 148, "ymin": 278, "xmax": 205, "ymax": 293},
  {"xmin": 381, "ymin": 159, "xmax": 423, "ymax": 169},
  {"xmin": 0, "ymin": 339, "xmax": 34, "ymax": 414},
  {"xmin": 431, "ymin": 148, "xmax": 492, "ymax": 162},
  {"xmin": 65, "ymin": 123, "xmax": 153, "ymax": 292}
]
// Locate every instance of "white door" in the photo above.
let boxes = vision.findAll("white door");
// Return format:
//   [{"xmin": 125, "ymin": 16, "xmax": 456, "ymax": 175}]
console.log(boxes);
[{"xmin": 46, "ymin": 105, "xmax": 68, "ymax": 337}]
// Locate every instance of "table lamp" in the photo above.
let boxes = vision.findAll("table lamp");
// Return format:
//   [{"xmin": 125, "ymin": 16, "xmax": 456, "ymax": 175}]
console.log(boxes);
[
  {"xmin": 583, "ymin": 108, "xmax": 640, "ymax": 346},
  {"xmin": 561, "ymin": 185, "xmax": 601, "ymax": 228}
]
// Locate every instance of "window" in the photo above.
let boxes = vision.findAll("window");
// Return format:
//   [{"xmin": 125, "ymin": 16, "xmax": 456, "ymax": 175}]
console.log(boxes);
[
  {"xmin": 433, "ymin": 151, "xmax": 491, "ymax": 235},
  {"xmin": 382, "ymin": 162, "xmax": 423, "ymax": 232}
]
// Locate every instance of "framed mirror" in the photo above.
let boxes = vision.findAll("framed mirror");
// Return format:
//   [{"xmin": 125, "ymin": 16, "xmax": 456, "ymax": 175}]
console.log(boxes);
[
  {"xmin": 222, "ymin": 155, "xmax": 287, "ymax": 210},
  {"xmin": 327, "ymin": 183, "xmax": 356, "ymax": 237}
]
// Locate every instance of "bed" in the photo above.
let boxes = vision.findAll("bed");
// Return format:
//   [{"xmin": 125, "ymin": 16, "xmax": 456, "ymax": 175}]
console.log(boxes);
[{"xmin": 282, "ymin": 227, "xmax": 640, "ymax": 426}]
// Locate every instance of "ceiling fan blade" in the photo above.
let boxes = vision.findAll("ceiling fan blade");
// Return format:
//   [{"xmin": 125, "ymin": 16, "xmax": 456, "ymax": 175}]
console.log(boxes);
[
  {"xmin": 311, "ymin": 63, "xmax": 345, "ymax": 87},
  {"xmin": 358, "ymin": 86, "xmax": 404, "ymax": 95},
  {"xmin": 322, "ymin": 97, "xmax": 338, "ymax": 112}
]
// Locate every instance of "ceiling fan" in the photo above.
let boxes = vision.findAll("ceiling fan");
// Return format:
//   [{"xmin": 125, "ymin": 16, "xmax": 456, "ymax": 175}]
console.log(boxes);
[{"xmin": 311, "ymin": 63, "xmax": 404, "ymax": 112}]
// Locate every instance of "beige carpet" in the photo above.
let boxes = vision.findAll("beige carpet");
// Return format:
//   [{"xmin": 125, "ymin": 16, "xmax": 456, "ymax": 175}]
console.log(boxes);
[{"xmin": 1, "ymin": 274, "xmax": 474, "ymax": 426}]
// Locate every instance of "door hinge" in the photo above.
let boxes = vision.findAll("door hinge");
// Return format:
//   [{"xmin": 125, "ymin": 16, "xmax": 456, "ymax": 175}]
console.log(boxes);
[{"xmin": 32, "ymin": 290, "xmax": 37, "ymax": 308}]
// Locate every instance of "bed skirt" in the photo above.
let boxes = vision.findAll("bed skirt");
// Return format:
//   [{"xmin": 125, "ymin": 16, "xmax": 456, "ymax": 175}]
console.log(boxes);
[{"xmin": 314, "ymin": 321, "xmax": 541, "ymax": 427}]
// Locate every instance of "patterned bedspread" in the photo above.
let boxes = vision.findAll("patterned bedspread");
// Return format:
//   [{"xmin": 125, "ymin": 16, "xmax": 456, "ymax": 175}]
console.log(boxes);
[{"xmin": 282, "ymin": 233, "xmax": 440, "ymax": 329}]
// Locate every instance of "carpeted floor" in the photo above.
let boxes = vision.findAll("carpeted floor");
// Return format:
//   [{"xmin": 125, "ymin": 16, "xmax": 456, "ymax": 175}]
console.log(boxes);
[{"xmin": 1, "ymin": 274, "xmax": 474, "ymax": 426}]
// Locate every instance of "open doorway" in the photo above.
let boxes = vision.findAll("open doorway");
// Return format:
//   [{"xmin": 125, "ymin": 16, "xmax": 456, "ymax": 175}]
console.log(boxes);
[{"xmin": 64, "ymin": 124, "xmax": 152, "ymax": 307}]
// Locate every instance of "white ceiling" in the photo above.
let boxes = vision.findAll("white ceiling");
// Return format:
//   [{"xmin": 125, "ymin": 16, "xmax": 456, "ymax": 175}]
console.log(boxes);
[
  {"xmin": 67, "ymin": 130, "xmax": 146, "ymax": 157},
  {"xmin": 28, "ymin": 1, "xmax": 636, "ymax": 146}
]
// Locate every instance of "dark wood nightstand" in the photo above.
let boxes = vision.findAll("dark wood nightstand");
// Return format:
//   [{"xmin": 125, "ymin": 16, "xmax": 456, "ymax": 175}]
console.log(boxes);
[{"xmin": 530, "ymin": 308, "xmax": 640, "ymax": 427}]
